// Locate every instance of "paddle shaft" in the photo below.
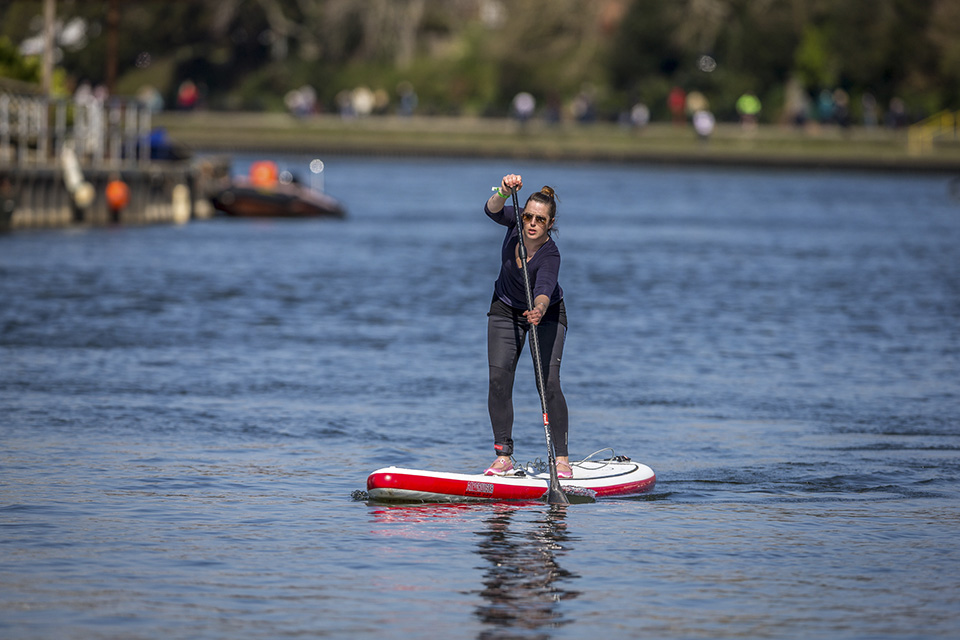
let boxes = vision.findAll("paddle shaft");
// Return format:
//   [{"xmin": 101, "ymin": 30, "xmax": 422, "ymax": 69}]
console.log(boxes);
[{"xmin": 511, "ymin": 190, "xmax": 568, "ymax": 504}]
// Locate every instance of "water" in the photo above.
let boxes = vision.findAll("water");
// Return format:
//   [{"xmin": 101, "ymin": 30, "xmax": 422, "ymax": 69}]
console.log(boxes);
[{"xmin": 2, "ymin": 157, "xmax": 959, "ymax": 639}]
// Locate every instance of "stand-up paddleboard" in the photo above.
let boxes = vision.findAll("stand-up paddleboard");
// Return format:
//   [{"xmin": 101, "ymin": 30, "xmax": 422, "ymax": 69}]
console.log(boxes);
[{"xmin": 366, "ymin": 451, "xmax": 655, "ymax": 503}]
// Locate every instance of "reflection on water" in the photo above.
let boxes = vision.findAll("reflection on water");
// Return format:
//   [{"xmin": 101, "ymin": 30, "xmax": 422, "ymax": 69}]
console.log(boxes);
[
  {"xmin": 367, "ymin": 502, "xmax": 581, "ymax": 639},
  {"xmin": 474, "ymin": 505, "xmax": 580, "ymax": 639}
]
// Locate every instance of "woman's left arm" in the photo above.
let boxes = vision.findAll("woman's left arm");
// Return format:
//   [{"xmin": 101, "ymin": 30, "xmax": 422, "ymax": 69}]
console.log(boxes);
[{"xmin": 524, "ymin": 249, "xmax": 560, "ymax": 326}]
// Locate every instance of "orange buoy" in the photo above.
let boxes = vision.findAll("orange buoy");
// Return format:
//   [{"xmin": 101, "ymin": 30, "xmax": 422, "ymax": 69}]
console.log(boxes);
[
  {"xmin": 249, "ymin": 161, "xmax": 279, "ymax": 188},
  {"xmin": 106, "ymin": 179, "xmax": 130, "ymax": 211}
]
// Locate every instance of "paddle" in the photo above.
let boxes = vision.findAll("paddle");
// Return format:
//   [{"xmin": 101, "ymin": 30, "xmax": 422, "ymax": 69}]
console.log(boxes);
[{"xmin": 511, "ymin": 188, "xmax": 569, "ymax": 505}]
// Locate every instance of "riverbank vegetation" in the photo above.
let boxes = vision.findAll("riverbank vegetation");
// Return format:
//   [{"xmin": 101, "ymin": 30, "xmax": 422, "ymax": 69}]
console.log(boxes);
[{"xmin": 1, "ymin": 0, "xmax": 958, "ymax": 125}]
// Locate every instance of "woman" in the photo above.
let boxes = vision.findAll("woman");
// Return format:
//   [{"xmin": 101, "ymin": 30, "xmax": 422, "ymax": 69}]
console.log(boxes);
[{"xmin": 483, "ymin": 173, "xmax": 571, "ymax": 479}]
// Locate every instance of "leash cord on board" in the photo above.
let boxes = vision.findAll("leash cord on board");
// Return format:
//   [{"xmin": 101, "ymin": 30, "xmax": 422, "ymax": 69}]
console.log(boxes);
[{"xmin": 523, "ymin": 448, "xmax": 631, "ymax": 475}]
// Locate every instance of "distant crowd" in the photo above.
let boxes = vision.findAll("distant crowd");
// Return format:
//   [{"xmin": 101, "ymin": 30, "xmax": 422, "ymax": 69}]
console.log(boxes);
[{"xmin": 121, "ymin": 76, "xmax": 919, "ymax": 136}]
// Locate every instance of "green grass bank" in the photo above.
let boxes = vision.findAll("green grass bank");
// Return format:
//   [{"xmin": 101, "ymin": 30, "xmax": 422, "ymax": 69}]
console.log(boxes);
[{"xmin": 156, "ymin": 111, "xmax": 960, "ymax": 174}]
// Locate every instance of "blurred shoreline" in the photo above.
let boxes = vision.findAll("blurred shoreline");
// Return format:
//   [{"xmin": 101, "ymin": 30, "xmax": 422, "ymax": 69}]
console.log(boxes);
[{"xmin": 156, "ymin": 111, "xmax": 960, "ymax": 174}]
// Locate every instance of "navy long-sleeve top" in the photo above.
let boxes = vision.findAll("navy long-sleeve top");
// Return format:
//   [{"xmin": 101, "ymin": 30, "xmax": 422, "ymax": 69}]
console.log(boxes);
[{"xmin": 485, "ymin": 203, "xmax": 563, "ymax": 309}]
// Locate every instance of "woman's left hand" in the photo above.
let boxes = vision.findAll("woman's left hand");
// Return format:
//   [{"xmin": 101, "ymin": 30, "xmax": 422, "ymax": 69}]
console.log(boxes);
[{"xmin": 523, "ymin": 303, "xmax": 546, "ymax": 326}]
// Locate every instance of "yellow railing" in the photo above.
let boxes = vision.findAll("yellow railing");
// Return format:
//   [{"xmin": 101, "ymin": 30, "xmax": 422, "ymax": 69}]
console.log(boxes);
[{"xmin": 908, "ymin": 110, "xmax": 959, "ymax": 155}]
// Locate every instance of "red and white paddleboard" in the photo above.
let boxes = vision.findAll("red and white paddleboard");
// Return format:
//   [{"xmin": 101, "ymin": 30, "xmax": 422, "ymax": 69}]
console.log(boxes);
[{"xmin": 366, "ymin": 454, "xmax": 655, "ymax": 502}]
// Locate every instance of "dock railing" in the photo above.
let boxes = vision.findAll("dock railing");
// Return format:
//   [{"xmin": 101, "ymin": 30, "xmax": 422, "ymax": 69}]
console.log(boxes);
[
  {"xmin": 0, "ymin": 89, "xmax": 152, "ymax": 168},
  {"xmin": 0, "ymin": 87, "xmax": 200, "ymax": 231}
]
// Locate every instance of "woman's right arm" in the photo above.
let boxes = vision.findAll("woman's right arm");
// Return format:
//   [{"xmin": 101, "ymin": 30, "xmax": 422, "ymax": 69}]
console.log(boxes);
[{"xmin": 487, "ymin": 174, "xmax": 523, "ymax": 213}]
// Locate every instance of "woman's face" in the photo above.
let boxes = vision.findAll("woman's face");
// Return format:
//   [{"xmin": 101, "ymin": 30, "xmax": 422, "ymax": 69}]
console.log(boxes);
[{"xmin": 521, "ymin": 200, "xmax": 553, "ymax": 243}]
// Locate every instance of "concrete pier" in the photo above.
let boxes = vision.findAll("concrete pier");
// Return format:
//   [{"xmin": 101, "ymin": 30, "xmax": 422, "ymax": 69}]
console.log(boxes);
[{"xmin": 0, "ymin": 164, "xmax": 193, "ymax": 231}]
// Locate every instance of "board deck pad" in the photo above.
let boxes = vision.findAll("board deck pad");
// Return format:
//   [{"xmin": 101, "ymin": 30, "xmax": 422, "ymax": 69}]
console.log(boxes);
[{"xmin": 366, "ymin": 454, "xmax": 655, "ymax": 502}]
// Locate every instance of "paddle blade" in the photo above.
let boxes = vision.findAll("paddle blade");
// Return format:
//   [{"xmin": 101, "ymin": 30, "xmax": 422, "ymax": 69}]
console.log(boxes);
[
  {"xmin": 547, "ymin": 487, "xmax": 570, "ymax": 504},
  {"xmin": 545, "ymin": 484, "xmax": 570, "ymax": 505},
  {"xmin": 545, "ymin": 465, "xmax": 570, "ymax": 505}
]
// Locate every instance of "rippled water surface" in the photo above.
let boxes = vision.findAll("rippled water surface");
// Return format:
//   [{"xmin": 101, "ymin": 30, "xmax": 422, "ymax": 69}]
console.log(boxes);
[{"xmin": 2, "ymin": 157, "xmax": 959, "ymax": 639}]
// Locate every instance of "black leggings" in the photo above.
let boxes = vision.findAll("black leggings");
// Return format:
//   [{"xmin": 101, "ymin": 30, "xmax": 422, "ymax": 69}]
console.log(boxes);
[{"xmin": 487, "ymin": 310, "xmax": 568, "ymax": 458}]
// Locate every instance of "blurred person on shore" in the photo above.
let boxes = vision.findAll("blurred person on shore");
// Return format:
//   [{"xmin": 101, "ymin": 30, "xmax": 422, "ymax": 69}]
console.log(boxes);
[
  {"xmin": 736, "ymin": 93, "xmax": 761, "ymax": 130},
  {"xmin": 397, "ymin": 81, "xmax": 418, "ymax": 117},
  {"xmin": 817, "ymin": 90, "xmax": 835, "ymax": 124},
  {"xmin": 685, "ymin": 91, "xmax": 709, "ymax": 117},
  {"xmin": 833, "ymin": 89, "xmax": 851, "ymax": 128},
  {"xmin": 630, "ymin": 101, "xmax": 650, "ymax": 131},
  {"xmin": 284, "ymin": 86, "xmax": 316, "ymax": 118},
  {"xmin": 571, "ymin": 85, "xmax": 597, "ymax": 124},
  {"xmin": 782, "ymin": 78, "xmax": 810, "ymax": 128},
  {"xmin": 373, "ymin": 89, "xmax": 391, "ymax": 115},
  {"xmin": 543, "ymin": 92, "xmax": 562, "ymax": 125},
  {"xmin": 693, "ymin": 109, "xmax": 715, "ymax": 144},
  {"xmin": 352, "ymin": 87, "xmax": 375, "ymax": 117},
  {"xmin": 336, "ymin": 90, "xmax": 355, "ymax": 119},
  {"xmin": 135, "ymin": 85, "xmax": 164, "ymax": 113},
  {"xmin": 512, "ymin": 92, "xmax": 536, "ymax": 130},
  {"xmin": 887, "ymin": 98, "xmax": 908, "ymax": 129},
  {"xmin": 861, "ymin": 93, "xmax": 878, "ymax": 128},
  {"xmin": 668, "ymin": 86, "xmax": 686, "ymax": 125},
  {"xmin": 176, "ymin": 80, "xmax": 198, "ymax": 110}
]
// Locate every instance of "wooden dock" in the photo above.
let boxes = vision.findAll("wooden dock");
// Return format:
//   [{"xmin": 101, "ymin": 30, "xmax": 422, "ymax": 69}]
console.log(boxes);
[{"xmin": 1, "ymin": 87, "xmax": 208, "ymax": 232}]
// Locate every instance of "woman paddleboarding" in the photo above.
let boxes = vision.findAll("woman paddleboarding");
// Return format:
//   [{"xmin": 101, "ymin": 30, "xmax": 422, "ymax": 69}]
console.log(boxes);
[{"xmin": 483, "ymin": 173, "xmax": 571, "ymax": 480}]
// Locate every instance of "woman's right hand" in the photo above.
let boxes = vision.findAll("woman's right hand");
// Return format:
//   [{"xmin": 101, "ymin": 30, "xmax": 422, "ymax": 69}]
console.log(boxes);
[{"xmin": 501, "ymin": 174, "xmax": 523, "ymax": 195}]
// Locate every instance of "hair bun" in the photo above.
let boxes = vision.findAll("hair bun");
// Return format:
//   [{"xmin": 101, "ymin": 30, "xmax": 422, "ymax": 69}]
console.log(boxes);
[{"xmin": 540, "ymin": 186, "xmax": 556, "ymax": 200}]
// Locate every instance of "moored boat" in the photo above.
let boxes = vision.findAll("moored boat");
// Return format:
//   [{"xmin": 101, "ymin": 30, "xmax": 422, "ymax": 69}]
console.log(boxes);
[{"xmin": 211, "ymin": 160, "xmax": 345, "ymax": 219}]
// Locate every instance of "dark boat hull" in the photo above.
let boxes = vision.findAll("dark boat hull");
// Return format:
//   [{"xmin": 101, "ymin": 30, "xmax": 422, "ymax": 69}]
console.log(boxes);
[{"xmin": 212, "ymin": 179, "xmax": 345, "ymax": 219}]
